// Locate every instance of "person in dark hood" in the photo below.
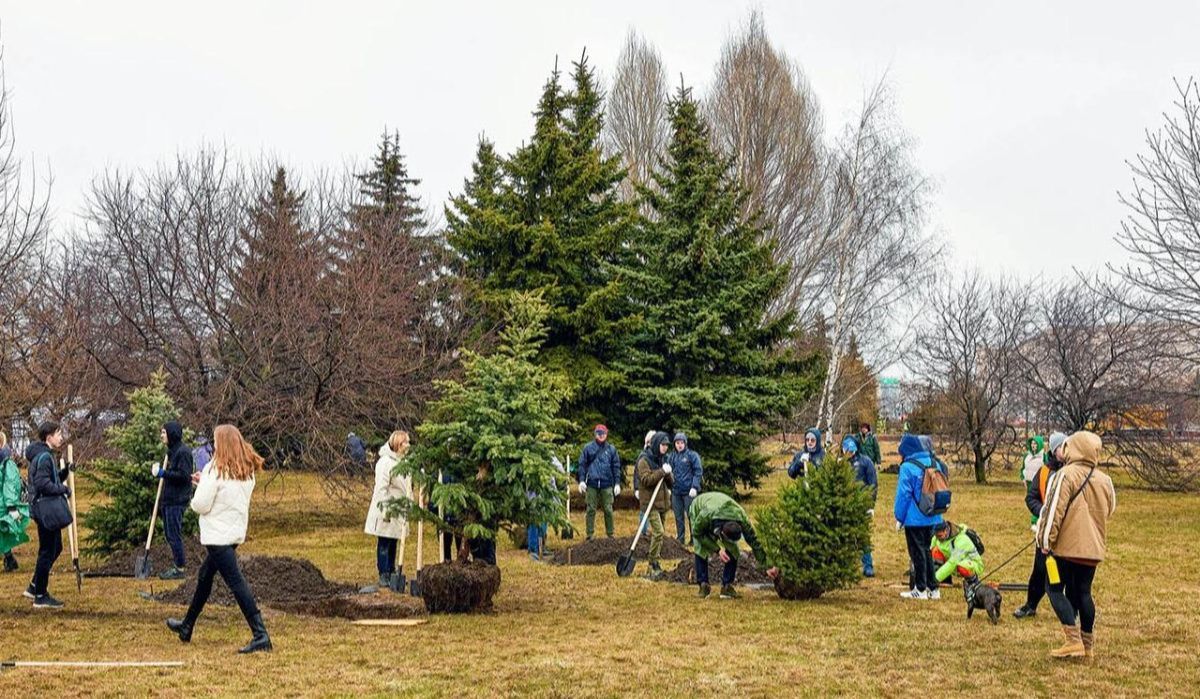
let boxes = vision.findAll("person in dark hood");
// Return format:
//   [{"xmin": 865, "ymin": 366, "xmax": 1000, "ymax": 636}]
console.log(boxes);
[
  {"xmin": 346, "ymin": 432, "xmax": 367, "ymax": 471},
  {"xmin": 668, "ymin": 432, "xmax": 702, "ymax": 545},
  {"xmin": 841, "ymin": 435, "xmax": 878, "ymax": 577},
  {"xmin": 788, "ymin": 428, "xmax": 825, "ymax": 479},
  {"xmin": 635, "ymin": 431, "xmax": 673, "ymax": 579},
  {"xmin": 25, "ymin": 420, "xmax": 73, "ymax": 609},
  {"xmin": 154, "ymin": 421, "xmax": 195, "ymax": 579}
]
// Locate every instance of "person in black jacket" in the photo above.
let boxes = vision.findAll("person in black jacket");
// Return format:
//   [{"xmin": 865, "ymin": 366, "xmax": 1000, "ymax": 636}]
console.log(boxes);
[
  {"xmin": 154, "ymin": 421, "xmax": 194, "ymax": 579},
  {"xmin": 24, "ymin": 420, "xmax": 73, "ymax": 609},
  {"xmin": 1014, "ymin": 431, "xmax": 1067, "ymax": 619}
]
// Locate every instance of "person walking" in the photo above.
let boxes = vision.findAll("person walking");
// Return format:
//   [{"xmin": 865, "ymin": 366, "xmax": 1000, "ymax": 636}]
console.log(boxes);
[
  {"xmin": 1, "ymin": 431, "xmax": 31, "ymax": 573},
  {"xmin": 787, "ymin": 428, "xmax": 825, "ymax": 479},
  {"xmin": 166, "ymin": 424, "xmax": 272, "ymax": 654},
  {"xmin": 1014, "ymin": 431, "xmax": 1067, "ymax": 619},
  {"xmin": 841, "ymin": 435, "xmax": 878, "ymax": 577},
  {"xmin": 668, "ymin": 432, "xmax": 702, "ymax": 545},
  {"xmin": 577, "ymin": 425, "xmax": 621, "ymax": 540},
  {"xmin": 855, "ymin": 422, "xmax": 882, "ymax": 466},
  {"xmin": 687, "ymin": 492, "xmax": 778, "ymax": 599},
  {"xmin": 1035, "ymin": 430, "xmax": 1117, "ymax": 659},
  {"xmin": 154, "ymin": 421, "xmax": 194, "ymax": 580},
  {"xmin": 25, "ymin": 421, "xmax": 74, "ymax": 609},
  {"xmin": 364, "ymin": 430, "xmax": 412, "ymax": 588},
  {"xmin": 635, "ymin": 431, "xmax": 673, "ymax": 579},
  {"xmin": 893, "ymin": 433, "xmax": 944, "ymax": 600}
]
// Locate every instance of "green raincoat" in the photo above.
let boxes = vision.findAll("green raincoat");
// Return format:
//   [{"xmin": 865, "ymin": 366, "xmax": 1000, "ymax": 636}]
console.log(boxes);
[
  {"xmin": 688, "ymin": 492, "xmax": 768, "ymax": 565},
  {"xmin": 0, "ymin": 451, "xmax": 31, "ymax": 553}
]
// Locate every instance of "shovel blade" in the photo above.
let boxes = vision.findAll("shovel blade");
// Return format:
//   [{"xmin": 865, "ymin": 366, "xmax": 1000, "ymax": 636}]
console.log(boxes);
[
  {"xmin": 134, "ymin": 553, "xmax": 151, "ymax": 580},
  {"xmin": 74, "ymin": 560, "xmax": 82, "ymax": 591},
  {"xmin": 616, "ymin": 553, "xmax": 636, "ymax": 578},
  {"xmin": 389, "ymin": 571, "xmax": 406, "ymax": 593},
  {"xmin": 409, "ymin": 579, "xmax": 422, "ymax": 597}
]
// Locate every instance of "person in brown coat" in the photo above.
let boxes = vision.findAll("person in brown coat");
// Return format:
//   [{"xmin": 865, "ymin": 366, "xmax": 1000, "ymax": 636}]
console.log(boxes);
[
  {"xmin": 1035, "ymin": 431, "xmax": 1117, "ymax": 659},
  {"xmin": 634, "ymin": 431, "xmax": 673, "ymax": 579}
]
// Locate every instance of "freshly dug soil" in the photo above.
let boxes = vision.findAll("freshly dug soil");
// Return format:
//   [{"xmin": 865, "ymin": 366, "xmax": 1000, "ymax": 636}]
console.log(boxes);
[
  {"xmin": 280, "ymin": 592, "xmax": 427, "ymax": 620},
  {"xmin": 548, "ymin": 536, "xmax": 689, "ymax": 566},
  {"xmin": 662, "ymin": 552, "xmax": 773, "ymax": 585},
  {"xmin": 418, "ymin": 561, "xmax": 501, "ymax": 614},
  {"xmin": 87, "ymin": 538, "xmax": 208, "ymax": 577},
  {"xmin": 156, "ymin": 555, "xmax": 354, "ymax": 607}
]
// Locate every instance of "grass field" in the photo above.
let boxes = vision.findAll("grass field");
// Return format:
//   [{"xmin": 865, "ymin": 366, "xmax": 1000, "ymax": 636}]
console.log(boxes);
[{"xmin": 2, "ymin": 449, "xmax": 1198, "ymax": 698}]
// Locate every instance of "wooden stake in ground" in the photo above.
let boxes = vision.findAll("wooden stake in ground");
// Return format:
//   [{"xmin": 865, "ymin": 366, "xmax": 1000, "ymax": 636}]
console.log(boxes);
[
  {"xmin": 410, "ymin": 482, "xmax": 424, "ymax": 597},
  {"xmin": 437, "ymin": 470, "xmax": 444, "ymax": 564},
  {"xmin": 65, "ymin": 447, "xmax": 82, "ymax": 591},
  {"xmin": 1, "ymin": 661, "xmax": 185, "ymax": 671},
  {"xmin": 390, "ymin": 508, "xmax": 409, "ymax": 592},
  {"xmin": 136, "ymin": 454, "xmax": 168, "ymax": 579}
]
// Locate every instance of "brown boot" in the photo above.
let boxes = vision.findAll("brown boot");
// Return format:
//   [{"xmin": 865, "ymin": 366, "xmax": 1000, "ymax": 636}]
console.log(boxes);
[
  {"xmin": 1081, "ymin": 631, "xmax": 1094, "ymax": 658},
  {"xmin": 1050, "ymin": 625, "xmax": 1086, "ymax": 659}
]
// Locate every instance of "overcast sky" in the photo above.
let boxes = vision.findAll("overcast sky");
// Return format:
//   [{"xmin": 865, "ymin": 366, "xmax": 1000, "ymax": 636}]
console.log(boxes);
[{"xmin": 2, "ymin": 1, "xmax": 1198, "ymax": 276}]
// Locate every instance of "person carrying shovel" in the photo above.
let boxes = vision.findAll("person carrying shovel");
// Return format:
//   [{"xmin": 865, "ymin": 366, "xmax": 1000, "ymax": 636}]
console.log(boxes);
[
  {"xmin": 688, "ymin": 492, "xmax": 777, "ymax": 599},
  {"xmin": 152, "ymin": 421, "xmax": 194, "ymax": 580},
  {"xmin": 634, "ymin": 432, "xmax": 673, "ymax": 579}
]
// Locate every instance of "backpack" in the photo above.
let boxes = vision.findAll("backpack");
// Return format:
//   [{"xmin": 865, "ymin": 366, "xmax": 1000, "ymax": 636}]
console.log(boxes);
[
  {"xmin": 910, "ymin": 458, "xmax": 951, "ymax": 516},
  {"xmin": 963, "ymin": 527, "xmax": 985, "ymax": 555}
]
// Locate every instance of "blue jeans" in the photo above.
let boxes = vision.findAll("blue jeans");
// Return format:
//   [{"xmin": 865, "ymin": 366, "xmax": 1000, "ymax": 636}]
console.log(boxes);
[
  {"xmin": 672, "ymin": 493, "xmax": 694, "ymax": 544},
  {"xmin": 376, "ymin": 537, "xmax": 397, "ymax": 575},
  {"xmin": 162, "ymin": 505, "xmax": 187, "ymax": 568},
  {"xmin": 861, "ymin": 549, "xmax": 874, "ymax": 573},
  {"xmin": 526, "ymin": 524, "xmax": 547, "ymax": 559},
  {"xmin": 694, "ymin": 553, "xmax": 737, "ymax": 586}
]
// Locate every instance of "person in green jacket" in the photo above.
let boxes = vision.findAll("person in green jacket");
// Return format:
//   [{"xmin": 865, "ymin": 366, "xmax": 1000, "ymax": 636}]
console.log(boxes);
[
  {"xmin": 930, "ymin": 520, "xmax": 984, "ymax": 586},
  {"xmin": 855, "ymin": 423, "xmax": 882, "ymax": 466},
  {"xmin": 688, "ymin": 492, "xmax": 778, "ymax": 599},
  {"xmin": 1, "ymin": 431, "xmax": 32, "ymax": 572}
]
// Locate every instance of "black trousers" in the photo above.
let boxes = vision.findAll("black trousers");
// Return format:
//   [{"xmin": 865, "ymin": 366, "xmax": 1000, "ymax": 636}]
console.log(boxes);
[
  {"xmin": 185, "ymin": 545, "xmax": 261, "ymax": 629},
  {"xmin": 32, "ymin": 519, "xmax": 64, "ymax": 596},
  {"xmin": 442, "ymin": 532, "xmax": 463, "ymax": 562},
  {"xmin": 468, "ymin": 538, "xmax": 496, "ymax": 566},
  {"xmin": 904, "ymin": 526, "xmax": 937, "ymax": 592},
  {"xmin": 1048, "ymin": 559, "xmax": 1098, "ymax": 632},
  {"xmin": 1025, "ymin": 548, "xmax": 1048, "ymax": 610},
  {"xmin": 376, "ymin": 537, "xmax": 397, "ymax": 575},
  {"xmin": 693, "ymin": 553, "xmax": 738, "ymax": 586}
]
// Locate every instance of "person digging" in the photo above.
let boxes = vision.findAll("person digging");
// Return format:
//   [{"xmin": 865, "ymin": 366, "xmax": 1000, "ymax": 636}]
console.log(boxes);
[{"xmin": 688, "ymin": 492, "xmax": 778, "ymax": 599}]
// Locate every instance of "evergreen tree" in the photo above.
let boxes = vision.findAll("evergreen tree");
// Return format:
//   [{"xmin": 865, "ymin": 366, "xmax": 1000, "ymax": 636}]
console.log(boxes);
[
  {"xmin": 615, "ymin": 84, "xmax": 821, "ymax": 492},
  {"xmin": 385, "ymin": 293, "xmax": 571, "ymax": 563},
  {"xmin": 352, "ymin": 130, "xmax": 425, "ymax": 232},
  {"xmin": 83, "ymin": 371, "xmax": 197, "ymax": 554}
]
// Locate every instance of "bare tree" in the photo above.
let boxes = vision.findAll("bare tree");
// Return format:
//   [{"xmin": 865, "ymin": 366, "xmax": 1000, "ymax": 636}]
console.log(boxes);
[
  {"xmin": 909, "ymin": 272, "xmax": 1032, "ymax": 483},
  {"xmin": 604, "ymin": 29, "xmax": 670, "ymax": 206}
]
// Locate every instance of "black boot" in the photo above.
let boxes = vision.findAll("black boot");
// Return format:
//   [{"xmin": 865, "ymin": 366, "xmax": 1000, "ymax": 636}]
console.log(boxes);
[
  {"xmin": 238, "ymin": 613, "xmax": 272, "ymax": 654},
  {"xmin": 3, "ymin": 552, "xmax": 17, "ymax": 572},
  {"xmin": 166, "ymin": 617, "xmax": 193, "ymax": 642}
]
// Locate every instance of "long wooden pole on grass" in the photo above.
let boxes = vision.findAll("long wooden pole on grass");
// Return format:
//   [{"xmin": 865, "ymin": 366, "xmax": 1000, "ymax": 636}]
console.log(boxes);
[{"xmin": 436, "ymin": 470, "xmax": 444, "ymax": 564}]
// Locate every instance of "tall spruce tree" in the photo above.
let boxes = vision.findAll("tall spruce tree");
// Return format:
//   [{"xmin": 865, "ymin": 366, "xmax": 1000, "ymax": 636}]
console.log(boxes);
[{"xmin": 616, "ymin": 84, "xmax": 821, "ymax": 492}]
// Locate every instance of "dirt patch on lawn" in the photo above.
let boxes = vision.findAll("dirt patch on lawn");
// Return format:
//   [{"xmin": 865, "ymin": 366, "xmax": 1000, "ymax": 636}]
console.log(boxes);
[
  {"xmin": 662, "ymin": 552, "xmax": 772, "ymax": 585},
  {"xmin": 419, "ymin": 561, "xmax": 501, "ymax": 614},
  {"xmin": 86, "ymin": 538, "xmax": 208, "ymax": 577},
  {"xmin": 548, "ymin": 536, "xmax": 689, "ymax": 566}
]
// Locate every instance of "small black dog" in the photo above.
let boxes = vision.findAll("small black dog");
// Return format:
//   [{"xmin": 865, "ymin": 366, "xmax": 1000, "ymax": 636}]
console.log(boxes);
[{"xmin": 964, "ymin": 579, "xmax": 1002, "ymax": 625}]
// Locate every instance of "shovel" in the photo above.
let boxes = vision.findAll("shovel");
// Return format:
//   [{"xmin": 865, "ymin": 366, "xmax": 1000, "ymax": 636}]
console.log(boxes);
[
  {"xmin": 65, "ymin": 448, "xmax": 82, "ymax": 591},
  {"xmin": 135, "ymin": 454, "xmax": 168, "ymax": 579},
  {"xmin": 389, "ymin": 517, "xmax": 409, "ymax": 593},
  {"xmin": 616, "ymin": 477, "xmax": 665, "ymax": 578},
  {"xmin": 562, "ymin": 478, "xmax": 574, "ymax": 540},
  {"xmin": 410, "ymin": 482, "xmax": 424, "ymax": 598}
]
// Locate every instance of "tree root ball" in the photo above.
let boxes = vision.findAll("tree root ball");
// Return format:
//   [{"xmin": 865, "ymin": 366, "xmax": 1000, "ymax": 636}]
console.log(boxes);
[
  {"xmin": 773, "ymin": 576, "xmax": 824, "ymax": 600},
  {"xmin": 418, "ymin": 561, "xmax": 501, "ymax": 614}
]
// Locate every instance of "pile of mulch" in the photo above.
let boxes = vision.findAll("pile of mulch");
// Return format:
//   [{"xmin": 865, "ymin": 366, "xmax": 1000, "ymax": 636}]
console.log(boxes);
[
  {"xmin": 548, "ymin": 536, "xmax": 689, "ymax": 566},
  {"xmin": 418, "ymin": 561, "xmax": 501, "ymax": 614},
  {"xmin": 662, "ymin": 552, "xmax": 773, "ymax": 586},
  {"xmin": 86, "ymin": 538, "xmax": 208, "ymax": 577}
]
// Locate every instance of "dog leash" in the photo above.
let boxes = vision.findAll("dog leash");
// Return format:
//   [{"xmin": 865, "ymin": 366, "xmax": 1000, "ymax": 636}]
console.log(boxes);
[{"xmin": 978, "ymin": 539, "xmax": 1035, "ymax": 585}]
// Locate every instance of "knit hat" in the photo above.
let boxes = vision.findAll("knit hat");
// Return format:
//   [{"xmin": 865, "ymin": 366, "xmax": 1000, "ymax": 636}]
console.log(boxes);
[
  {"xmin": 1047, "ymin": 431, "xmax": 1067, "ymax": 454},
  {"xmin": 673, "ymin": 432, "xmax": 688, "ymax": 446}
]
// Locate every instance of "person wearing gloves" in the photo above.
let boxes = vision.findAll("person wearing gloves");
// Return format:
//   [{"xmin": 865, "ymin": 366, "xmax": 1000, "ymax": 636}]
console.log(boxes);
[
  {"xmin": 668, "ymin": 432, "xmax": 702, "ymax": 545},
  {"xmin": 855, "ymin": 422, "xmax": 882, "ymax": 466},
  {"xmin": 893, "ymin": 433, "xmax": 944, "ymax": 600},
  {"xmin": 841, "ymin": 435, "xmax": 878, "ymax": 577},
  {"xmin": 577, "ymin": 424, "xmax": 622, "ymax": 540},
  {"xmin": 1, "ymin": 431, "xmax": 31, "ymax": 573},
  {"xmin": 787, "ymin": 428, "xmax": 825, "ymax": 479},
  {"xmin": 1014, "ymin": 431, "xmax": 1067, "ymax": 619},
  {"xmin": 166, "ymin": 424, "xmax": 271, "ymax": 654},
  {"xmin": 688, "ymin": 492, "xmax": 778, "ymax": 599},
  {"xmin": 635, "ymin": 430, "xmax": 656, "ymax": 502},
  {"xmin": 1035, "ymin": 430, "xmax": 1117, "ymax": 659},
  {"xmin": 364, "ymin": 430, "xmax": 412, "ymax": 587},
  {"xmin": 634, "ymin": 432, "xmax": 673, "ymax": 579},
  {"xmin": 25, "ymin": 421, "xmax": 74, "ymax": 609},
  {"xmin": 154, "ymin": 421, "xmax": 195, "ymax": 580},
  {"xmin": 930, "ymin": 520, "xmax": 984, "ymax": 585}
]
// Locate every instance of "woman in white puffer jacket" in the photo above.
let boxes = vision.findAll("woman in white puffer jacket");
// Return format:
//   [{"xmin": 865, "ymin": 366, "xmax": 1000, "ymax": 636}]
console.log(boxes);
[{"xmin": 364, "ymin": 430, "xmax": 412, "ymax": 589}]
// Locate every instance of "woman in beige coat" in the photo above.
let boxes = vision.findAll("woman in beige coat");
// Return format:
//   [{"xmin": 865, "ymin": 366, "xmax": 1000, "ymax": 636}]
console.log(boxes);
[{"xmin": 365, "ymin": 431, "xmax": 412, "ymax": 589}]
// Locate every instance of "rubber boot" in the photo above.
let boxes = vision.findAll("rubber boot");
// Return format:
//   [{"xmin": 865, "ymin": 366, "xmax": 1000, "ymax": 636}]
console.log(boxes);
[
  {"xmin": 4, "ymin": 552, "xmax": 18, "ymax": 572},
  {"xmin": 1050, "ymin": 625, "xmax": 1086, "ymax": 659},
  {"xmin": 1081, "ymin": 631, "xmax": 1095, "ymax": 658},
  {"xmin": 166, "ymin": 618, "xmax": 193, "ymax": 643},
  {"xmin": 698, "ymin": 583, "xmax": 711, "ymax": 598},
  {"xmin": 238, "ymin": 613, "xmax": 272, "ymax": 654}
]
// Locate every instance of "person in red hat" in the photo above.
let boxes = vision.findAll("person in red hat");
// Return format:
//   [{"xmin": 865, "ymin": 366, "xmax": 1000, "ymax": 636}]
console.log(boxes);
[{"xmin": 577, "ymin": 424, "xmax": 622, "ymax": 539}]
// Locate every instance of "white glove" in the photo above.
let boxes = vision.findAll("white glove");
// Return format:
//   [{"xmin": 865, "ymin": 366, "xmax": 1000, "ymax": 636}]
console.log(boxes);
[
  {"xmin": 613, "ymin": 484, "xmax": 622, "ymax": 497},
  {"xmin": 662, "ymin": 464, "xmax": 672, "ymax": 475},
  {"xmin": 635, "ymin": 490, "xmax": 640, "ymax": 500},
  {"xmin": 801, "ymin": 453, "xmax": 810, "ymax": 463},
  {"xmin": 1031, "ymin": 524, "xmax": 1038, "ymax": 534},
  {"xmin": 688, "ymin": 488, "xmax": 697, "ymax": 498},
  {"xmin": 7, "ymin": 509, "xmax": 20, "ymax": 521},
  {"xmin": 578, "ymin": 482, "xmax": 587, "ymax": 494},
  {"xmin": 895, "ymin": 520, "xmax": 903, "ymax": 532},
  {"xmin": 866, "ymin": 509, "xmax": 874, "ymax": 517},
  {"xmin": 151, "ymin": 463, "xmax": 162, "ymax": 477}
]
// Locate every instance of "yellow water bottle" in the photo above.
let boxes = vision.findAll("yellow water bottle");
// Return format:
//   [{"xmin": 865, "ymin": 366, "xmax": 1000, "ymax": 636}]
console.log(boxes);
[{"xmin": 1045, "ymin": 554, "xmax": 1061, "ymax": 585}]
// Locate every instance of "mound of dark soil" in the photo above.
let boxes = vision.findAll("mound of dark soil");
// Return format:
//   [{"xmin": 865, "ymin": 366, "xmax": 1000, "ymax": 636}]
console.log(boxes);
[
  {"xmin": 772, "ymin": 576, "xmax": 824, "ymax": 600},
  {"xmin": 549, "ymin": 536, "xmax": 689, "ymax": 566},
  {"xmin": 86, "ymin": 538, "xmax": 208, "ymax": 577},
  {"xmin": 662, "ymin": 552, "xmax": 772, "ymax": 585},
  {"xmin": 156, "ymin": 555, "xmax": 355, "ymax": 607},
  {"xmin": 282, "ymin": 592, "xmax": 427, "ymax": 620},
  {"xmin": 418, "ymin": 561, "xmax": 501, "ymax": 614}
]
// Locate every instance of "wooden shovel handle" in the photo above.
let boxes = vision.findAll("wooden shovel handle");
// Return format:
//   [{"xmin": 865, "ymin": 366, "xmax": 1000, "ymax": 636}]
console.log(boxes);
[
  {"xmin": 628, "ymin": 478, "xmax": 665, "ymax": 553},
  {"xmin": 145, "ymin": 455, "xmax": 167, "ymax": 551}
]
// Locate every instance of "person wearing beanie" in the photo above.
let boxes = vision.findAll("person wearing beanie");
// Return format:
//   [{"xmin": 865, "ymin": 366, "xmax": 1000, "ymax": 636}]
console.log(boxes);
[
  {"xmin": 636, "ymin": 430, "xmax": 656, "ymax": 502},
  {"xmin": 577, "ymin": 425, "xmax": 622, "ymax": 540},
  {"xmin": 1014, "ymin": 430, "xmax": 1067, "ymax": 619},
  {"xmin": 893, "ymin": 433, "xmax": 943, "ymax": 600},
  {"xmin": 841, "ymin": 435, "xmax": 878, "ymax": 577},
  {"xmin": 1035, "ymin": 431, "xmax": 1116, "ymax": 659},
  {"xmin": 668, "ymin": 433, "xmax": 702, "ymax": 545},
  {"xmin": 787, "ymin": 428, "xmax": 825, "ymax": 479},
  {"xmin": 930, "ymin": 520, "xmax": 984, "ymax": 585},
  {"xmin": 634, "ymin": 432, "xmax": 673, "ymax": 578}
]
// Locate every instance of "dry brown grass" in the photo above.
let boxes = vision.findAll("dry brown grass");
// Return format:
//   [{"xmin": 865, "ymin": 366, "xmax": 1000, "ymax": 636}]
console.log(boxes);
[{"xmin": 2, "ymin": 450, "xmax": 1197, "ymax": 697}]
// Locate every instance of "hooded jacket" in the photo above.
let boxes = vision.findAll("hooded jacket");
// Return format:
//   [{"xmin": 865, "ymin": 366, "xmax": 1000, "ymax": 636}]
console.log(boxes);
[
  {"xmin": 667, "ymin": 433, "xmax": 702, "ymax": 496},
  {"xmin": 578, "ymin": 437, "xmax": 622, "ymax": 490},
  {"xmin": 855, "ymin": 428, "xmax": 882, "ymax": 465},
  {"xmin": 0, "ymin": 447, "xmax": 31, "ymax": 551},
  {"xmin": 635, "ymin": 432, "xmax": 673, "ymax": 512},
  {"xmin": 1022, "ymin": 435, "xmax": 1046, "ymax": 483},
  {"xmin": 788, "ymin": 429, "xmax": 825, "ymax": 479},
  {"xmin": 160, "ymin": 421, "xmax": 195, "ymax": 507},
  {"xmin": 687, "ymin": 492, "xmax": 768, "ymax": 566},
  {"xmin": 1035, "ymin": 431, "xmax": 1116, "ymax": 565},
  {"xmin": 930, "ymin": 522, "xmax": 984, "ymax": 582},
  {"xmin": 365, "ymin": 443, "xmax": 413, "ymax": 539},
  {"xmin": 892, "ymin": 434, "xmax": 944, "ymax": 528}
]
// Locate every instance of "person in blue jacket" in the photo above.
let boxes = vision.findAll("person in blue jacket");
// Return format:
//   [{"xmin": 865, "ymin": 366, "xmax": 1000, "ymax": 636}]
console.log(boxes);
[
  {"xmin": 668, "ymin": 432, "xmax": 702, "ymax": 546},
  {"xmin": 841, "ymin": 435, "xmax": 878, "ymax": 577},
  {"xmin": 893, "ymin": 433, "xmax": 944, "ymax": 600},
  {"xmin": 577, "ymin": 424, "xmax": 622, "ymax": 540},
  {"xmin": 787, "ymin": 428, "xmax": 825, "ymax": 479}
]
